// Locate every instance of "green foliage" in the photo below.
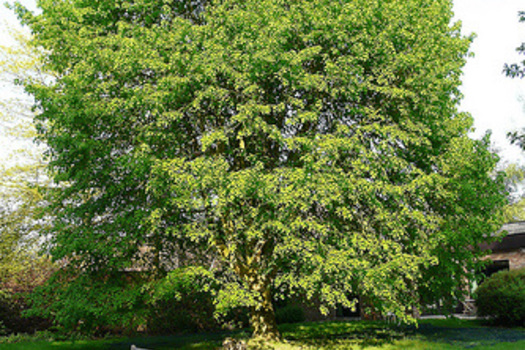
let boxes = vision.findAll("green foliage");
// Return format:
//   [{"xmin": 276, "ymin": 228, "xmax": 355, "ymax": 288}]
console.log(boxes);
[
  {"xmin": 417, "ymin": 134, "xmax": 507, "ymax": 310},
  {"xmin": 149, "ymin": 267, "xmax": 250, "ymax": 332},
  {"xmin": 501, "ymin": 164, "xmax": 525, "ymax": 222},
  {"xmin": 476, "ymin": 268, "xmax": 525, "ymax": 327},
  {"xmin": 0, "ymin": 28, "xmax": 56, "ymax": 340},
  {"xmin": 16, "ymin": 0, "xmax": 507, "ymax": 338},
  {"xmin": 147, "ymin": 266, "xmax": 219, "ymax": 333},
  {"xmin": 0, "ymin": 330, "xmax": 58, "ymax": 345},
  {"xmin": 27, "ymin": 271, "xmax": 148, "ymax": 335},
  {"xmin": 0, "ymin": 295, "xmax": 49, "ymax": 336},
  {"xmin": 275, "ymin": 305, "xmax": 305, "ymax": 325},
  {"xmin": 0, "ymin": 275, "xmax": 54, "ymax": 336}
]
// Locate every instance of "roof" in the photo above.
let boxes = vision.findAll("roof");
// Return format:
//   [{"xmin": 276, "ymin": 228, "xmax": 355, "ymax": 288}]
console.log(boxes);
[
  {"xmin": 484, "ymin": 222, "xmax": 525, "ymax": 252},
  {"xmin": 498, "ymin": 221, "xmax": 525, "ymax": 236}
]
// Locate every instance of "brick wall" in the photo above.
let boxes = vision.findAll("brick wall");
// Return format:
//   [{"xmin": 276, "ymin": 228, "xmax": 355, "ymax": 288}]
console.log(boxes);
[{"xmin": 484, "ymin": 249, "xmax": 525, "ymax": 270}]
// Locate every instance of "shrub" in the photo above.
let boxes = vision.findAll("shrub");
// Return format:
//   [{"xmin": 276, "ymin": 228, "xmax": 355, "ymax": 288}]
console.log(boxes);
[
  {"xmin": 475, "ymin": 268, "xmax": 525, "ymax": 326},
  {"xmin": 0, "ymin": 254, "xmax": 56, "ymax": 335},
  {"xmin": 27, "ymin": 270, "xmax": 148, "ymax": 336},
  {"xmin": 148, "ymin": 266, "xmax": 219, "ymax": 333},
  {"xmin": 0, "ymin": 330, "xmax": 57, "ymax": 344},
  {"xmin": 0, "ymin": 292, "xmax": 51, "ymax": 335},
  {"xmin": 275, "ymin": 304, "xmax": 305, "ymax": 325}
]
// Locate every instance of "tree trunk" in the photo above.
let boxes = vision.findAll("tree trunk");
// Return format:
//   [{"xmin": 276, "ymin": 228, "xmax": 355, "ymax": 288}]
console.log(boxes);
[
  {"xmin": 249, "ymin": 281, "xmax": 280, "ymax": 340},
  {"xmin": 410, "ymin": 286, "xmax": 421, "ymax": 319}
]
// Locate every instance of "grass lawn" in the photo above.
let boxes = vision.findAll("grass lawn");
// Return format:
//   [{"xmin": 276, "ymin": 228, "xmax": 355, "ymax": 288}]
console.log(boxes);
[{"xmin": 1, "ymin": 319, "xmax": 524, "ymax": 349}]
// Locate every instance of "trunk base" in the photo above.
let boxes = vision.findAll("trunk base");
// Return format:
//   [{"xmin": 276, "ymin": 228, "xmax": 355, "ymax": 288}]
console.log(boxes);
[
  {"xmin": 249, "ymin": 285, "xmax": 280, "ymax": 341},
  {"xmin": 250, "ymin": 309, "xmax": 280, "ymax": 341}
]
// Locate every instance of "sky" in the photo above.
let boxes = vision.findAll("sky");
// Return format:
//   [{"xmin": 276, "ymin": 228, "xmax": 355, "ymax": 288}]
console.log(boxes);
[
  {"xmin": 453, "ymin": 0, "xmax": 525, "ymax": 166},
  {"xmin": 1, "ymin": 0, "xmax": 525, "ymax": 167},
  {"xmin": 0, "ymin": 0, "xmax": 38, "ymax": 165}
]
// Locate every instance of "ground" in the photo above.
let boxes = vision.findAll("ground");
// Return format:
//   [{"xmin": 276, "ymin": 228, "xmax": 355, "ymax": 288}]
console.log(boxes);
[{"xmin": 0, "ymin": 319, "xmax": 524, "ymax": 349}]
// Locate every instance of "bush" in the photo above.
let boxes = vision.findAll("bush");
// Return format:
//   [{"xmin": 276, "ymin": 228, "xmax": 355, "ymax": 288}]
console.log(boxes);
[
  {"xmin": 148, "ymin": 266, "xmax": 219, "ymax": 334},
  {"xmin": 0, "ymin": 292, "xmax": 51, "ymax": 335},
  {"xmin": 275, "ymin": 304, "xmax": 305, "ymax": 325},
  {"xmin": 27, "ymin": 270, "xmax": 148, "ymax": 336},
  {"xmin": 475, "ymin": 268, "xmax": 525, "ymax": 326},
  {"xmin": 0, "ymin": 330, "xmax": 58, "ymax": 344},
  {"xmin": 0, "ymin": 254, "xmax": 56, "ymax": 335}
]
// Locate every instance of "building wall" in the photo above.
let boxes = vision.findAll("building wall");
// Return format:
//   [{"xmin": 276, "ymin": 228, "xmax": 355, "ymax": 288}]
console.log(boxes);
[{"xmin": 485, "ymin": 249, "xmax": 525, "ymax": 270}]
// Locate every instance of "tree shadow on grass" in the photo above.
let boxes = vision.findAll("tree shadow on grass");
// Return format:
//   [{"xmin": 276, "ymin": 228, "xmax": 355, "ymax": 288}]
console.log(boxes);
[
  {"xmin": 406, "ymin": 323, "xmax": 525, "ymax": 348},
  {"xmin": 111, "ymin": 322, "xmax": 405, "ymax": 349},
  {"xmin": 280, "ymin": 321, "xmax": 405, "ymax": 348},
  {"xmin": 108, "ymin": 332, "xmax": 225, "ymax": 350},
  {"xmin": 281, "ymin": 320, "xmax": 525, "ymax": 349},
  {"xmin": 104, "ymin": 320, "xmax": 525, "ymax": 349}
]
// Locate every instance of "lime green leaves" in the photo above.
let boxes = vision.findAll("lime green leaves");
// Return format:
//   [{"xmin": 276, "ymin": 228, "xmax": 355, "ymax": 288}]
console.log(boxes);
[{"xmin": 20, "ymin": 0, "xmax": 507, "ymax": 336}]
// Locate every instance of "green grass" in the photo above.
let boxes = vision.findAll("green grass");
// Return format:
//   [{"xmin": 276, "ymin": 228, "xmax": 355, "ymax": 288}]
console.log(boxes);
[
  {"xmin": 0, "ymin": 333, "xmax": 224, "ymax": 350},
  {"xmin": 418, "ymin": 318, "xmax": 486, "ymax": 328},
  {"xmin": 1, "ymin": 319, "xmax": 524, "ymax": 349}
]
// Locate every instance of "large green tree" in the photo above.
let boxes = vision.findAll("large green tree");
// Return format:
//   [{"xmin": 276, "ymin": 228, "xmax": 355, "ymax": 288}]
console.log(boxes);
[{"xmin": 17, "ymin": 0, "xmax": 506, "ymax": 339}]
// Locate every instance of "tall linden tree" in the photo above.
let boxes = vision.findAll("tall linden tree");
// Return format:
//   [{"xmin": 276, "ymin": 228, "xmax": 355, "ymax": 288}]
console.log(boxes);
[{"xmin": 17, "ymin": 0, "xmax": 506, "ymax": 339}]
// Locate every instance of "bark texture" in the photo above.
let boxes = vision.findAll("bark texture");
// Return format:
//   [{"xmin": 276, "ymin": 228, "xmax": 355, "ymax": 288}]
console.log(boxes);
[{"xmin": 249, "ymin": 281, "xmax": 280, "ymax": 340}]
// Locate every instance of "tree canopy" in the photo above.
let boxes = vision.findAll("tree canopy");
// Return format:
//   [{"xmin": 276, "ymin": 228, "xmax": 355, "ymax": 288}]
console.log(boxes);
[{"xmin": 17, "ymin": 0, "xmax": 507, "ymax": 339}]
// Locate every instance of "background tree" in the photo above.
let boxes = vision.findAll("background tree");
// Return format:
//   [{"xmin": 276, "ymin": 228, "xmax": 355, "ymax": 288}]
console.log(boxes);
[
  {"xmin": 0, "ymin": 24, "xmax": 52, "ymax": 292},
  {"xmin": 0, "ymin": 25, "xmax": 56, "ymax": 335},
  {"xmin": 17, "ymin": 0, "xmax": 507, "ymax": 339},
  {"xmin": 504, "ymin": 10, "xmax": 525, "ymax": 148},
  {"xmin": 500, "ymin": 164, "xmax": 525, "ymax": 222},
  {"xmin": 417, "ymin": 134, "xmax": 507, "ymax": 313}
]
